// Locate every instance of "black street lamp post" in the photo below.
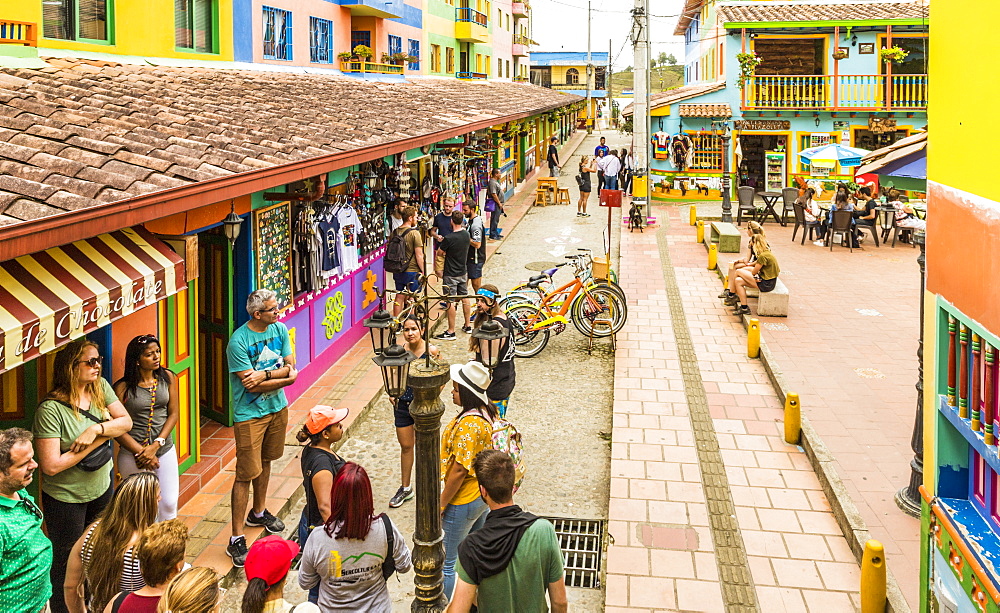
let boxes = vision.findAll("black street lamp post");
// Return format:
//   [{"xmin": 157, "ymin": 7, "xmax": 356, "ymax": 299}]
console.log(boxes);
[
  {"xmin": 720, "ymin": 123, "xmax": 733, "ymax": 223},
  {"xmin": 896, "ymin": 229, "xmax": 926, "ymax": 517},
  {"xmin": 364, "ymin": 281, "xmax": 508, "ymax": 611}
]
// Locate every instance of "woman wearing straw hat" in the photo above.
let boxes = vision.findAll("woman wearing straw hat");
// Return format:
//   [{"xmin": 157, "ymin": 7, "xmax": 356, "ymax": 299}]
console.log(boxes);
[{"xmin": 439, "ymin": 361, "xmax": 496, "ymax": 600}]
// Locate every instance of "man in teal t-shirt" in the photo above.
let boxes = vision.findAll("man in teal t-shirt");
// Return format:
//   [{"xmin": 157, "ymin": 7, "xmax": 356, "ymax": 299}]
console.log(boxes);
[
  {"xmin": 452, "ymin": 450, "xmax": 567, "ymax": 613},
  {"xmin": 0, "ymin": 428, "xmax": 53, "ymax": 613},
  {"xmin": 225, "ymin": 289, "xmax": 297, "ymax": 567}
]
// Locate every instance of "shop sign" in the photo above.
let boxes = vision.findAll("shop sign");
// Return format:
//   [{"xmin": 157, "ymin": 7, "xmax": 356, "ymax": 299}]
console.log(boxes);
[
  {"xmin": 868, "ymin": 116, "xmax": 897, "ymax": 134},
  {"xmin": 734, "ymin": 120, "xmax": 790, "ymax": 131},
  {"xmin": 0, "ymin": 279, "xmax": 164, "ymax": 372},
  {"xmin": 353, "ymin": 257, "xmax": 384, "ymax": 326},
  {"xmin": 311, "ymin": 279, "xmax": 353, "ymax": 361}
]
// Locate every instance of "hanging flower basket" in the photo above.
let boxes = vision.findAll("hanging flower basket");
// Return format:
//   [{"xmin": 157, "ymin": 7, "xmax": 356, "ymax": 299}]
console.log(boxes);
[
  {"xmin": 879, "ymin": 46, "xmax": 908, "ymax": 64},
  {"xmin": 832, "ymin": 49, "xmax": 848, "ymax": 60},
  {"xmin": 736, "ymin": 52, "xmax": 763, "ymax": 89}
]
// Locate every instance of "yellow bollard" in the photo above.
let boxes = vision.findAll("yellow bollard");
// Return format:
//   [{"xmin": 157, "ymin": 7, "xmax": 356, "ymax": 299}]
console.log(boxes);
[
  {"xmin": 707, "ymin": 243, "xmax": 717, "ymax": 270},
  {"xmin": 696, "ymin": 220, "xmax": 705, "ymax": 243},
  {"xmin": 784, "ymin": 392, "xmax": 801, "ymax": 445},
  {"xmin": 748, "ymin": 318, "xmax": 760, "ymax": 358},
  {"xmin": 689, "ymin": 205, "xmax": 697, "ymax": 226},
  {"xmin": 861, "ymin": 540, "xmax": 887, "ymax": 613}
]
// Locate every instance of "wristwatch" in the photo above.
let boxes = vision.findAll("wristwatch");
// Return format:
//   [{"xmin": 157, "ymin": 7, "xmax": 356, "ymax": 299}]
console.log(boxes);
[{"xmin": 154, "ymin": 437, "xmax": 166, "ymax": 446}]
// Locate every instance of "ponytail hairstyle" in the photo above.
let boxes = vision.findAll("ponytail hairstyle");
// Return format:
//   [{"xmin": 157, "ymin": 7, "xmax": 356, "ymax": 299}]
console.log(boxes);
[
  {"xmin": 751, "ymin": 233, "xmax": 771, "ymax": 254},
  {"xmin": 241, "ymin": 575, "xmax": 286, "ymax": 613},
  {"xmin": 295, "ymin": 424, "xmax": 332, "ymax": 446},
  {"xmin": 746, "ymin": 220, "xmax": 765, "ymax": 237},
  {"xmin": 467, "ymin": 284, "xmax": 503, "ymax": 353}
]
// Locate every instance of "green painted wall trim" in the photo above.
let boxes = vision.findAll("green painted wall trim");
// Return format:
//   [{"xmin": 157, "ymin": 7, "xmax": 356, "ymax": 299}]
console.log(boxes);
[
  {"xmin": 919, "ymin": 501, "xmax": 929, "ymax": 613},
  {"xmin": 724, "ymin": 19, "xmax": 928, "ymax": 29}
]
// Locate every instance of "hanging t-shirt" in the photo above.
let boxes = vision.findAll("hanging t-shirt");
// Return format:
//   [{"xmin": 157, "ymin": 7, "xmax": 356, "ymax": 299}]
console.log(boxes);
[
  {"xmin": 336, "ymin": 207, "xmax": 361, "ymax": 274},
  {"xmin": 317, "ymin": 218, "xmax": 340, "ymax": 274}
]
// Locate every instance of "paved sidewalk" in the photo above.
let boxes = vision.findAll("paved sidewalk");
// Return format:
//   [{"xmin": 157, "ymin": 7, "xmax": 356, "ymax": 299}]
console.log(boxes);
[
  {"xmin": 683, "ymin": 205, "xmax": 922, "ymax": 607},
  {"xmin": 605, "ymin": 206, "xmax": 862, "ymax": 611}
]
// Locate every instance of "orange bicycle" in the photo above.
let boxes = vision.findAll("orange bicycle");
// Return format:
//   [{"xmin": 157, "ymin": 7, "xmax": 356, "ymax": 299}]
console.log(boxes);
[{"xmin": 506, "ymin": 255, "xmax": 627, "ymax": 357}]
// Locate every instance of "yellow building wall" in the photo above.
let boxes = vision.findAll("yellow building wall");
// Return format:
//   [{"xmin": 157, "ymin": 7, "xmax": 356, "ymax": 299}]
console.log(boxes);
[
  {"xmin": 13, "ymin": 0, "xmax": 233, "ymax": 61},
  {"xmin": 551, "ymin": 65, "xmax": 586, "ymax": 86},
  {"xmin": 927, "ymin": 2, "xmax": 1000, "ymax": 198}
]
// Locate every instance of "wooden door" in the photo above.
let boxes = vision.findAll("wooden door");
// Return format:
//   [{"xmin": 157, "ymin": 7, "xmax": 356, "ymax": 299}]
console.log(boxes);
[{"xmin": 197, "ymin": 232, "xmax": 234, "ymax": 426}]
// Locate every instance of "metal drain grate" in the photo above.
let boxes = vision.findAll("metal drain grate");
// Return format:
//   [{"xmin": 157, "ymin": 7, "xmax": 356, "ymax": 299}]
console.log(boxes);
[{"xmin": 542, "ymin": 517, "xmax": 604, "ymax": 589}]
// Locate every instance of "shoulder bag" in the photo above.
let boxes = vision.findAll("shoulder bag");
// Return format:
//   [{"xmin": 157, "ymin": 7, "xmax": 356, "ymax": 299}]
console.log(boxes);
[
  {"xmin": 53, "ymin": 399, "xmax": 113, "ymax": 471},
  {"xmin": 381, "ymin": 513, "xmax": 397, "ymax": 580}
]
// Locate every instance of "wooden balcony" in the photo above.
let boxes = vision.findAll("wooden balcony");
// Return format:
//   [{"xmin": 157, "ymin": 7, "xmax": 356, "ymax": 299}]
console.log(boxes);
[
  {"xmin": 456, "ymin": 71, "xmax": 488, "ymax": 80},
  {"xmin": 743, "ymin": 74, "xmax": 927, "ymax": 111},
  {"xmin": 0, "ymin": 20, "xmax": 37, "ymax": 47},
  {"xmin": 340, "ymin": 60, "xmax": 404, "ymax": 75}
]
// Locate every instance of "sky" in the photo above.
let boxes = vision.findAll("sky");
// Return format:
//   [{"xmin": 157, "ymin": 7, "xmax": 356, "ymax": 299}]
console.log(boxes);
[{"xmin": 530, "ymin": 0, "xmax": 688, "ymax": 71}]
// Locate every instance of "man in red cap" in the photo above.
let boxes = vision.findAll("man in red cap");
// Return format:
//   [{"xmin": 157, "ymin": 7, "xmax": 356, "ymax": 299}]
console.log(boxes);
[{"xmin": 243, "ymin": 535, "xmax": 320, "ymax": 612}]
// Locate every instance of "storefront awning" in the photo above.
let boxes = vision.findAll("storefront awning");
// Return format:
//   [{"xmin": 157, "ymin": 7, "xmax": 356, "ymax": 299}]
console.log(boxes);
[{"xmin": 0, "ymin": 227, "xmax": 185, "ymax": 375}]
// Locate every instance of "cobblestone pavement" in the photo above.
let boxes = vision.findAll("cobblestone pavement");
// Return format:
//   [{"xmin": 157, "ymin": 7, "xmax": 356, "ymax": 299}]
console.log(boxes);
[
  {"xmin": 604, "ymin": 206, "xmax": 864, "ymax": 611},
  {"xmin": 220, "ymin": 130, "xmax": 622, "ymax": 611}
]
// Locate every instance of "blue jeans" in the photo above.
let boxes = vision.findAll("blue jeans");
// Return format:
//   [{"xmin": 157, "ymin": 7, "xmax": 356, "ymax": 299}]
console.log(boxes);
[
  {"xmin": 489, "ymin": 208, "xmax": 502, "ymax": 238},
  {"xmin": 393, "ymin": 271, "xmax": 420, "ymax": 291},
  {"xmin": 442, "ymin": 497, "xmax": 489, "ymax": 600},
  {"xmin": 298, "ymin": 511, "xmax": 321, "ymax": 604},
  {"xmin": 604, "ymin": 175, "xmax": 619, "ymax": 190}
]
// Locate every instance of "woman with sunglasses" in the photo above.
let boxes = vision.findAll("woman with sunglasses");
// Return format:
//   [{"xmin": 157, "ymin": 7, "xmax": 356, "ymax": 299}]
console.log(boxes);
[
  {"xmin": 467, "ymin": 285, "xmax": 516, "ymax": 419},
  {"xmin": 113, "ymin": 334, "xmax": 180, "ymax": 520},
  {"xmin": 33, "ymin": 338, "xmax": 133, "ymax": 613}
]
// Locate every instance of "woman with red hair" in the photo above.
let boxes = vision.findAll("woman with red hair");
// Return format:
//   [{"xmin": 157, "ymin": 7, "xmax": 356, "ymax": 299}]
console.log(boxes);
[{"xmin": 298, "ymin": 462, "xmax": 412, "ymax": 611}]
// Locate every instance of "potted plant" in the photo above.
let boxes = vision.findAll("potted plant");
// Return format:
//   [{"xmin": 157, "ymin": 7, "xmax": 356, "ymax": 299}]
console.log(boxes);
[
  {"xmin": 381, "ymin": 52, "xmax": 392, "ymax": 64},
  {"xmin": 736, "ymin": 52, "xmax": 763, "ymax": 89},
  {"xmin": 338, "ymin": 51, "xmax": 353, "ymax": 62},
  {"xmin": 832, "ymin": 48, "xmax": 848, "ymax": 60},
  {"xmin": 879, "ymin": 45, "xmax": 908, "ymax": 64},
  {"xmin": 352, "ymin": 44, "xmax": 373, "ymax": 60}
]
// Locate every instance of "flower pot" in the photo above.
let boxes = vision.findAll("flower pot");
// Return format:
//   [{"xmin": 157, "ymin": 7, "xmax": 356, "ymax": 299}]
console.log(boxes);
[{"xmin": 832, "ymin": 50, "xmax": 848, "ymax": 60}]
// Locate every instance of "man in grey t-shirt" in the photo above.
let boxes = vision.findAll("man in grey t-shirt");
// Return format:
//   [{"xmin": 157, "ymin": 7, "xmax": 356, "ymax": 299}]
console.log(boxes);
[{"xmin": 486, "ymin": 169, "xmax": 505, "ymax": 241}]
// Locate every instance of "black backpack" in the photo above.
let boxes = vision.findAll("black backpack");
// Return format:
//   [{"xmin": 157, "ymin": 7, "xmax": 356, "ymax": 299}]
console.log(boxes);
[{"xmin": 384, "ymin": 227, "xmax": 416, "ymax": 274}]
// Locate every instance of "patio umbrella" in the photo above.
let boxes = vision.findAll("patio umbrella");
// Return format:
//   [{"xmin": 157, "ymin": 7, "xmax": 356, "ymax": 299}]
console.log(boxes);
[{"xmin": 798, "ymin": 143, "xmax": 871, "ymax": 168}]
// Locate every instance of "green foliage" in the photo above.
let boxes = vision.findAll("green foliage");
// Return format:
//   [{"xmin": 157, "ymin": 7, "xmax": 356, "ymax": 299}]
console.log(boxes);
[
  {"xmin": 665, "ymin": 53, "xmax": 677, "ymax": 66},
  {"xmin": 352, "ymin": 44, "xmax": 373, "ymax": 58},
  {"xmin": 736, "ymin": 52, "xmax": 763, "ymax": 89},
  {"xmin": 879, "ymin": 46, "xmax": 908, "ymax": 64}
]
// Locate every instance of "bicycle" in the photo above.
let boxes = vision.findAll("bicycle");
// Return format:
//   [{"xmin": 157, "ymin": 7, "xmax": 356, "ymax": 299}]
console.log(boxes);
[
  {"xmin": 500, "ymin": 249, "xmax": 624, "ymax": 311},
  {"xmin": 505, "ymin": 256, "xmax": 628, "ymax": 358}
]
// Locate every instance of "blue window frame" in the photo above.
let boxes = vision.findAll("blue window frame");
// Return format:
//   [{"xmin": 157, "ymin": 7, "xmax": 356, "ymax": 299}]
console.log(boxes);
[
  {"xmin": 351, "ymin": 30, "xmax": 370, "ymax": 51},
  {"xmin": 309, "ymin": 17, "xmax": 332, "ymax": 64},
  {"xmin": 407, "ymin": 38, "xmax": 420, "ymax": 70},
  {"xmin": 262, "ymin": 6, "xmax": 292, "ymax": 60},
  {"xmin": 388, "ymin": 34, "xmax": 402, "ymax": 56}
]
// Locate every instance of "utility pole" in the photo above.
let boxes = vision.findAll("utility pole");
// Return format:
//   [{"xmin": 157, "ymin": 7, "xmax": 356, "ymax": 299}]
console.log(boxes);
[
  {"xmin": 607, "ymin": 39, "xmax": 612, "ymax": 129},
  {"xmin": 631, "ymin": 0, "xmax": 650, "ymax": 222},
  {"xmin": 586, "ymin": 1, "xmax": 593, "ymax": 134}
]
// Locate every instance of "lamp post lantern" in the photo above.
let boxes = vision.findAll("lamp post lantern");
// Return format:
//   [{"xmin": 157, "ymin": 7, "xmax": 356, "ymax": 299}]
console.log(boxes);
[
  {"xmin": 363, "ymin": 306, "xmax": 396, "ymax": 356},
  {"xmin": 720, "ymin": 122, "xmax": 733, "ymax": 223},
  {"xmin": 222, "ymin": 201, "xmax": 244, "ymax": 248}
]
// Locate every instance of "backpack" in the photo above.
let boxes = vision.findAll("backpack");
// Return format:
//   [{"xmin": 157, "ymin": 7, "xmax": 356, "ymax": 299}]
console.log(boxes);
[
  {"xmin": 384, "ymin": 227, "xmax": 416, "ymax": 274},
  {"xmin": 471, "ymin": 411, "xmax": 526, "ymax": 493}
]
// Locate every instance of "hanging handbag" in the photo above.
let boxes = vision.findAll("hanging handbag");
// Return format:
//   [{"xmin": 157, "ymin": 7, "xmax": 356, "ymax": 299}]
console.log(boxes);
[{"xmin": 53, "ymin": 400, "xmax": 113, "ymax": 471}]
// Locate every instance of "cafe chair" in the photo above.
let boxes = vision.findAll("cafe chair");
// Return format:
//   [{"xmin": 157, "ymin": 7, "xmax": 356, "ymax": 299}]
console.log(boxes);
[
  {"xmin": 855, "ymin": 222, "xmax": 880, "ymax": 248},
  {"xmin": 781, "ymin": 187, "xmax": 799, "ymax": 225},
  {"xmin": 736, "ymin": 186, "xmax": 757, "ymax": 226},
  {"xmin": 888, "ymin": 213, "xmax": 915, "ymax": 248},
  {"xmin": 791, "ymin": 203, "xmax": 821, "ymax": 245},
  {"xmin": 826, "ymin": 210, "xmax": 855, "ymax": 253}
]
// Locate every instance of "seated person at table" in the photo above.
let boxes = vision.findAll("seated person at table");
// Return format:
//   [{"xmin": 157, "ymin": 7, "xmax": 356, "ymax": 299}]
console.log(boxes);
[
  {"xmin": 892, "ymin": 200, "xmax": 927, "ymax": 231},
  {"xmin": 814, "ymin": 191, "xmax": 854, "ymax": 247},
  {"xmin": 724, "ymin": 235, "xmax": 779, "ymax": 316},
  {"xmin": 796, "ymin": 188, "xmax": 822, "ymax": 222},
  {"xmin": 853, "ymin": 186, "xmax": 878, "ymax": 243},
  {"xmin": 719, "ymin": 221, "xmax": 765, "ymax": 303}
]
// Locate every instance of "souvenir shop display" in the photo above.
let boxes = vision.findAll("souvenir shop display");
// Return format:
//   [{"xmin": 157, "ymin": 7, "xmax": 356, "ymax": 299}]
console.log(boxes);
[{"xmin": 255, "ymin": 202, "xmax": 293, "ymax": 308}]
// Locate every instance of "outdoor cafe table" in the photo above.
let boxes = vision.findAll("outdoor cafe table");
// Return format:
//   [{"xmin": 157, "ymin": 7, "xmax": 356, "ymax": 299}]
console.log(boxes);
[{"xmin": 758, "ymin": 191, "xmax": 784, "ymax": 226}]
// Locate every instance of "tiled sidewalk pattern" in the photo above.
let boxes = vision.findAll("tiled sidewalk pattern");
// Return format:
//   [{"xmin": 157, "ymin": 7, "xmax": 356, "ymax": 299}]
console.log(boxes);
[
  {"xmin": 174, "ymin": 130, "xmax": 589, "ymax": 578},
  {"xmin": 605, "ymin": 206, "xmax": 862, "ymax": 612},
  {"xmin": 697, "ymin": 209, "xmax": 921, "ymax": 607}
]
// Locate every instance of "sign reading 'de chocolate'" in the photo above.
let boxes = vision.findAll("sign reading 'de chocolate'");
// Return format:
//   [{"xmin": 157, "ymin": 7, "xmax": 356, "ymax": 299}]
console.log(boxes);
[{"xmin": 734, "ymin": 120, "xmax": 791, "ymax": 131}]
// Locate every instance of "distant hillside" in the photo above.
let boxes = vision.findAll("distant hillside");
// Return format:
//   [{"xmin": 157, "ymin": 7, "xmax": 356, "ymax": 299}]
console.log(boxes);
[{"xmin": 610, "ymin": 65, "xmax": 684, "ymax": 95}]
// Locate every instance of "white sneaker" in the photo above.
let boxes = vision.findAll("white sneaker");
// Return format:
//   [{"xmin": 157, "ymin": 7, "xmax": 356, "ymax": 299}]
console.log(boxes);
[{"xmin": 813, "ymin": 240, "xmax": 825, "ymax": 246}]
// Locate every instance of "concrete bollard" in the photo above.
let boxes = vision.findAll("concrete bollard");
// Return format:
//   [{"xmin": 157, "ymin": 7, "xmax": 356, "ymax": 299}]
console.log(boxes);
[
  {"xmin": 861, "ymin": 540, "xmax": 887, "ymax": 613},
  {"xmin": 696, "ymin": 220, "xmax": 704, "ymax": 243},
  {"xmin": 784, "ymin": 392, "xmax": 800, "ymax": 445},
  {"xmin": 748, "ymin": 318, "xmax": 760, "ymax": 358},
  {"xmin": 708, "ymin": 243, "xmax": 717, "ymax": 270},
  {"xmin": 689, "ymin": 205, "xmax": 697, "ymax": 226}
]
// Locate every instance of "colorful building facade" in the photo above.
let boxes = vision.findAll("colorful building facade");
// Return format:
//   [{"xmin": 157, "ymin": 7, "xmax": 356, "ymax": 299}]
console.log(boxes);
[
  {"xmin": 530, "ymin": 51, "xmax": 609, "ymax": 127},
  {"xmin": 922, "ymin": 2, "xmax": 1000, "ymax": 612},
  {"xmin": 642, "ymin": 0, "xmax": 928, "ymax": 202}
]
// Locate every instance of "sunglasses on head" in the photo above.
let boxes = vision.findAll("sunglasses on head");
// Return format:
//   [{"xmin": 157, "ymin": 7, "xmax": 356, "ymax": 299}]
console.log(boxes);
[
  {"xmin": 75, "ymin": 356, "xmax": 103, "ymax": 368},
  {"xmin": 136, "ymin": 334, "xmax": 158, "ymax": 344}
]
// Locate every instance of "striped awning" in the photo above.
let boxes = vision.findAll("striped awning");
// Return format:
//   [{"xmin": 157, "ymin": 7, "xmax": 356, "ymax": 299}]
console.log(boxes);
[{"xmin": 0, "ymin": 227, "xmax": 185, "ymax": 375}]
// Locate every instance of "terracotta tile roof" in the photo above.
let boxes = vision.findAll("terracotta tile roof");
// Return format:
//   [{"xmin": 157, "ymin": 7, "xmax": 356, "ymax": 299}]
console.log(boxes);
[
  {"xmin": 0, "ymin": 58, "xmax": 579, "ymax": 226},
  {"xmin": 678, "ymin": 103, "xmax": 732, "ymax": 117},
  {"xmin": 621, "ymin": 82, "xmax": 726, "ymax": 117},
  {"xmin": 718, "ymin": 1, "xmax": 929, "ymax": 26}
]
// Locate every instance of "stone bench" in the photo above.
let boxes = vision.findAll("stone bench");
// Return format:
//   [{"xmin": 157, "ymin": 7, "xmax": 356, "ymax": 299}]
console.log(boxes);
[
  {"xmin": 708, "ymin": 221, "xmax": 741, "ymax": 253},
  {"xmin": 744, "ymin": 277, "xmax": 789, "ymax": 317}
]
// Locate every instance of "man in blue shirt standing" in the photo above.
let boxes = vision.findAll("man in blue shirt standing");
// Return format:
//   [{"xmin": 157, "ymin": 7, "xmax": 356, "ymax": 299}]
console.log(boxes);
[
  {"xmin": 226, "ymin": 289, "xmax": 297, "ymax": 567},
  {"xmin": 0, "ymin": 428, "xmax": 52, "ymax": 613},
  {"xmin": 594, "ymin": 136, "xmax": 610, "ymax": 158}
]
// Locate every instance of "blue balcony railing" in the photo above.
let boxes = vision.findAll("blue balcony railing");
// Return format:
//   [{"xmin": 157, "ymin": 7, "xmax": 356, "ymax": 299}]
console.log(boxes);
[{"xmin": 456, "ymin": 7, "xmax": 488, "ymax": 26}]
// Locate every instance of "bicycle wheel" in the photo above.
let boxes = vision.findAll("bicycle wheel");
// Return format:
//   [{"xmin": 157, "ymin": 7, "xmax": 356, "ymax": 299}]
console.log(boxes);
[
  {"xmin": 570, "ymin": 286, "xmax": 628, "ymax": 337},
  {"xmin": 587, "ymin": 279, "xmax": 627, "ymax": 302},
  {"xmin": 499, "ymin": 295, "xmax": 532, "ymax": 312},
  {"xmin": 506, "ymin": 304, "xmax": 551, "ymax": 358}
]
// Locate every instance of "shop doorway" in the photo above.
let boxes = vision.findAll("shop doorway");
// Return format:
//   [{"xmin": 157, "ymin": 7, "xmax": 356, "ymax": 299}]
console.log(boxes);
[
  {"xmin": 854, "ymin": 129, "xmax": 908, "ymax": 151},
  {"xmin": 737, "ymin": 134, "xmax": 788, "ymax": 192},
  {"xmin": 460, "ymin": 50, "xmax": 469, "ymax": 74},
  {"xmin": 197, "ymin": 231, "xmax": 234, "ymax": 426}
]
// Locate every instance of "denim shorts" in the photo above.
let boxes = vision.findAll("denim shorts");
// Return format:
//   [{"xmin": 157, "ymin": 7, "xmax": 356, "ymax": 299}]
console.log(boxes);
[
  {"xmin": 393, "ymin": 271, "xmax": 420, "ymax": 291},
  {"xmin": 466, "ymin": 262, "xmax": 484, "ymax": 280}
]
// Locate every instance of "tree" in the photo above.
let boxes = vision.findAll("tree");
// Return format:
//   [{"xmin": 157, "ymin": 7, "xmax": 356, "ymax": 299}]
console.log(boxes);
[
  {"xmin": 666, "ymin": 53, "xmax": 678, "ymax": 66},
  {"xmin": 657, "ymin": 51, "xmax": 669, "ymax": 66},
  {"xmin": 650, "ymin": 58, "xmax": 658, "ymax": 68},
  {"xmin": 623, "ymin": 65, "xmax": 633, "ymax": 73}
]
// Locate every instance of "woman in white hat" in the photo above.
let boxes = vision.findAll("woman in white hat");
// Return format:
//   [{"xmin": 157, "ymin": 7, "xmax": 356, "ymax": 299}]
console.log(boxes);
[{"xmin": 439, "ymin": 360, "xmax": 496, "ymax": 601}]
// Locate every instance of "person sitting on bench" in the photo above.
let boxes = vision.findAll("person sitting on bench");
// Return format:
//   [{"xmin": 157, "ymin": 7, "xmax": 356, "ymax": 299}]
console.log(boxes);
[
  {"xmin": 719, "ymin": 221, "xmax": 765, "ymax": 304},
  {"xmin": 725, "ymin": 234, "xmax": 780, "ymax": 316}
]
